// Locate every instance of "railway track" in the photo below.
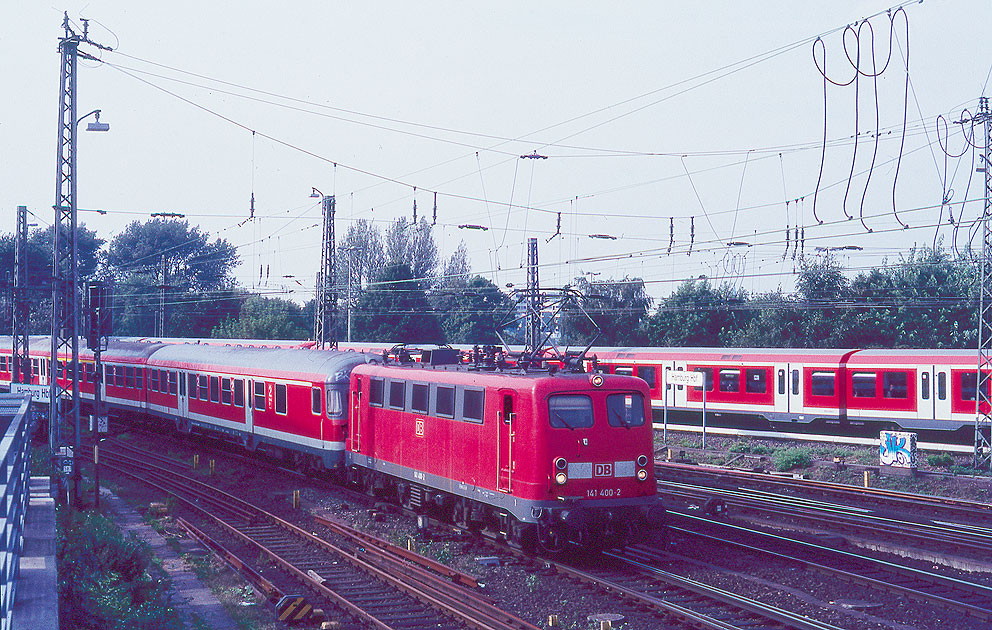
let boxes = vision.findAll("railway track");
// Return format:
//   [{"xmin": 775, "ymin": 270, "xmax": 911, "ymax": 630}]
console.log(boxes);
[{"xmin": 93, "ymin": 439, "xmax": 539, "ymax": 630}]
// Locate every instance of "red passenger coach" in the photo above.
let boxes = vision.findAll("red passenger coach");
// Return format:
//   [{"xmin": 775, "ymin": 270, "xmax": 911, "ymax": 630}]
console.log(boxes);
[{"xmin": 346, "ymin": 356, "xmax": 660, "ymax": 553}]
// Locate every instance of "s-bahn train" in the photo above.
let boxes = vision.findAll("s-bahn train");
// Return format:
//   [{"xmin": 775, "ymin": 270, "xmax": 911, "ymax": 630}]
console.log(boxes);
[
  {"xmin": 587, "ymin": 347, "xmax": 987, "ymax": 441},
  {"xmin": 0, "ymin": 337, "xmax": 661, "ymax": 553}
]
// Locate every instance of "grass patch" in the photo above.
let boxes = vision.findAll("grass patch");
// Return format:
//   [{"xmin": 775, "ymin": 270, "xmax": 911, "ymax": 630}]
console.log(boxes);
[
  {"xmin": 772, "ymin": 447, "xmax": 813, "ymax": 472},
  {"xmin": 927, "ymin": 453, "xmax": 955, "ymax": 468},
  {"xmin": 727, "ymin": 441, "xmax": 773, "ymax": 456}
]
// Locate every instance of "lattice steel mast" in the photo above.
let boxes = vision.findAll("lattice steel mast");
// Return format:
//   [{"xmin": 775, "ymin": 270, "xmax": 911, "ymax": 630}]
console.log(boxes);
[
  {"xmin": 976, "ymin": 96, "xmax": 992, "ymax": 469},
  {"xmin": 313, "ymin": 193, "xmax": 337, "ymax": 349},
  {"xmin": 526, "ymin": 237, "xmax": 540, "ymax": 353},
  {"xmin": 12, "ymin": 205, "xmax": 30, "ymax": 384}
]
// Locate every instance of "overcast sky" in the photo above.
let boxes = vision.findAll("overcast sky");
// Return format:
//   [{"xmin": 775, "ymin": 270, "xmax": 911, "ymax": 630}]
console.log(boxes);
[{"xmin": 3, "ymin": 1, "xmax": 991, "ymax": 304}]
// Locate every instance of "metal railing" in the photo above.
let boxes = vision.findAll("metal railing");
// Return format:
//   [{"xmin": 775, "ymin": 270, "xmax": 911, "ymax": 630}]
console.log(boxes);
[{"xmin": 0, "ymin": 395, "xmax": 34, "ymax": 630}]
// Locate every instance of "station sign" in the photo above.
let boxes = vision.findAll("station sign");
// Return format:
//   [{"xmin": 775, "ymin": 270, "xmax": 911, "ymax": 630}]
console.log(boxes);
[
  {"xmin": 10, "ymin": 383, "xmax": 51, "ymax": 404},
  {"xmin": 664, "ymin": 371, "xmax": 704, "ymax": 387}
]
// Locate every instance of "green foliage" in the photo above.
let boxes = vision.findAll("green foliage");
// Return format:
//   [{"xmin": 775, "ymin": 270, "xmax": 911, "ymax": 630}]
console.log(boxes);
[
  {"xmin": 772, "ymin": 447, "xmax": 813, "ymax": 471},
  {"xmin": 727, "ymin": 441, "xmax": 773, "ymax": 455},
  {"xmin": 926, "ymin": 453, "xmax": 955, "ymax": 468},
  {"xmin": 562, "ymin": 276, "xmax": 652, "ymax": 346},
  {"xmin": 949, "ymin": 465, "xmax": 992, "ymax": 477},
  {"xmin": 352, "ymin": 263, "xmax": 445, "ymax": 343},
  {"xmin": 432, "ymin": 275, "xmax": 512, "ymax": 344},
  {"xmin": 58, "ymin": 509, "xmax": 182, "ymax": 630},
  {"xmin": 212, "ymin": 295, "xmax": 309, "ymax": 339},
  {"xmin": 643, "ymin": 279, "xmax": 754, "ymax": 346}
]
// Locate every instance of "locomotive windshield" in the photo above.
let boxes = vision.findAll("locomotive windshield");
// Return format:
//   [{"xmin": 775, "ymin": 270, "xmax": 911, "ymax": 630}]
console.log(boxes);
[
  {"xmin": 548, "ymin": 395, "xmax": 594, "ymax": 429},
  {"xmin": 606, "ymin": 393, "xmax": 646, "ymax": 428}
]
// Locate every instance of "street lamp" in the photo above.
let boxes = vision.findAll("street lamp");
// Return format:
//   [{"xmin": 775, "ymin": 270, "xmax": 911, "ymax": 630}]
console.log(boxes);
[{"xmin": 81, "ymin": 109, "xmax": 110, "ymax": 132}]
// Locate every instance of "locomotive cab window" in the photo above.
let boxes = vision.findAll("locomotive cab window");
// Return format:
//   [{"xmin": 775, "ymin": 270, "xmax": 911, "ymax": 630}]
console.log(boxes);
[
  {"xmin": 254, "ymin": 381, "xmax": 265, "ymax": 410},
  {"xmin": 811, "ymin": 371, "xmax": 835, "ymax": 397},
  {"xmin": 370, "ymin": 378, "xmax": 384, "ymax": 407},
  {"xmin": 638, "ymin": 366, "xmax": 657, "ymax": 388},
  {"xmin": 719, "ymin": 369, "xmax": 740, "ymax": 392},
  {"xmin": 233, "ymin": 379, "xmax": 244, "ymax": 406},
  {"xmin": 607, "ymin": 393, "xmax": 646, "ymax": 428},
  {"xmin": 549, "ymin": 394, "xmax": 594, "ymax": 429},
  {"xmin": 275, "ymin": 383, "xmax": 287, "ymax": 415},
  {"xmin": 462, "ymin": 389, "xmax": 484, "ymax": 423},
  {"xmin": 882, "ymin": 372, "xmax": 908, "ymax": 399},
  {"xmin": 435, "ymin": 386, "xmax": 455, "ymax": 418},
  {"xmin": 311, "ymin": 387, "xmax": 321, "ymax": 415},
  {"xmin": 852, "ymin": 373, "xmax": 876, "ymax": 398},
  {"xmin": 411, "ymin": 384, "xmax": 429, "ymax": 414},
  {"xmin": 388, "ymin": 381, "xmax": 406, "ymax": 410}
]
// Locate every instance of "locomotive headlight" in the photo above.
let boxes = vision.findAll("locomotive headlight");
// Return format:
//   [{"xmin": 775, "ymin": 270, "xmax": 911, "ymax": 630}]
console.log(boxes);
[
  {"xmin": 555, "ymin": 472, "xmax": 568, "ymax": 485},
  {"xmin": 637, "ymin": 455, "xmax": 648, "ymax": 467},
  {"xmin": 637, "ymin": 469, "xmax": 648, "ymax": 481},
  {"xmin": 554, "ymin": 457, "xmax": 568, "ymax": 471},
  {"xmin": 590, "ymin": 374, "xmax": 604, "ymax": 387}
]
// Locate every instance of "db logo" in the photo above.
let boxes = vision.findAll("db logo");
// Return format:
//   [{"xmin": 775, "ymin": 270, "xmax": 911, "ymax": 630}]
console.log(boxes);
[
  {"xmin": 594, "ymin": 463, "xmax": 613, "ymax": 477},
  {"xmin": 415, "ymin": 419, "xmax": 425, "ymax": 437}
]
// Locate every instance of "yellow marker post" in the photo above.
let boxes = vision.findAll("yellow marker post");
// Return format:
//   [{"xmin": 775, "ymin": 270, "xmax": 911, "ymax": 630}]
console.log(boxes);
[{"xmin": 863, "ymin": 470, "xmax": 870, "ymax": 488}]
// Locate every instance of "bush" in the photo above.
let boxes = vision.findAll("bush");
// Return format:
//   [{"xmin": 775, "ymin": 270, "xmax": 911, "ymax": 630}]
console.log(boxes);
[
  {"xmin": 728, "ymin": 441, "xmax": 774, "ymax": 456},
  {"xmin": 773, "ymin": 448, "xmax": 813, "ymax": 472},
  {"xmin": 926, "ymin": 453, "xmax": 955, "ymax": 468},
  {"xmin": 58, "ymin": 508, "xmax": 183, "ymax": 630}
]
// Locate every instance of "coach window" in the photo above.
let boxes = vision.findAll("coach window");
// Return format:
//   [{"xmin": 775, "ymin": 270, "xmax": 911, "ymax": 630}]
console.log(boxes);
[
  {"xmin": 693, "ymin": 367, "xmax": 714, "ymax": 392},
  {"xmin": 638, "ymin": 366, "xmax": 657, "ymax": 389},
  {"xmin": 209, "ymin": 376, "xmax": 220, "ymax": 403},
  {"xmin": 199, "ymin": 375, "xmax": 209, "ymax": 401},
  {"xmin": 719, "ymin": 369, "xmax": 740, "ymax": 393},
  {"xmin": 921, "ymin": 373, "xmax": 930, "ymax": 400},
  {"xmin": 151, "ymin": 370, "xmax": 159, "ymax": 392},
  {"xmin": 791, "ymin": 369, "xmax": 800, "ymax": 395},
  {"xmin": 463, "ymin": 389, "xmax": 485, "ymax": 423},
  {"xmin": 221, "ymin": 378, "xmax": 232, "ymax": 405},
  {"xmin": 136, "ymin": 368, "xmax": 144, "ymax": 390},
  {"xmin": 549, "ymin": 395, "xmax": 594, "ymax": 429},
  {"xmin": 882, "ymin": 372, "xmax": 908, "ymax": 398},
  {"xmin": 326, "ymin": 387, "xmax": 345, "ymax": 418},
  {"xmin": 233, "ymin": 379, "xmax": 244, "ymax": 407},
  {"xmin": 746, "ymin": 369, "xmax": 767, "ymax": 394},
  {"xmin": 435, "ymin": 386, "xmax": 455, "ymax": 418},
  {"xmin": 169, "ymin": 371, "xmax": 178, "ymax": 395},
  {"xmin": 254, "ymin": 381, "xmax": 266, "ymax": 410},
  {"xmin": 615, "ymin": 366, "xmax": 633, "ymax": 376},
  {"xmin": 275, "ymin": 383, "xmax": 287, "ymax": 415},
  {"xmin": 411, "ymin": 384, "xmax": 429, "ymax": 414},
  {"xmin": 179, "ymin": 372, "xmax": 186, "ymax": 396},
  {"xmin": 852, "ymin": 373, "xmax": 876, "ymax": 398},
  {"xmin": 811, "ymin": 371, "xmax": 835, "ymax": 397},
  {"xmin": 311, "ymin": 387, "xmax": 321, "ymax": 415},
  {"xmin": 937, "ymin": 372, "xmax": 947, "ymax": 400},
  {"xmin": 370, "ymin": 378, "xmax": 384, "ymax": 407},
  {"xmin": 388, "ymin": 381, "xmax": 406, "ymax": 410},
  {"xmin": 607, "ymin": 393, "xmax": 646, "ymax": 428},
  {"xmin": 187, "ymin": 374, "xmax": 196, "ymax": 397},
  {"xmin": 777, "ymin": 369, "xmax": 786, "ymax": 394},
  {"xmin": 31, "ymin": 358, "xmax": 39, "ymax": 378},
  {"xmin": 675, "ymin": 366, "xmax": 684, "ymax": 390},
  {"xmin": 125, "ymin": 367, "xmax": 135, "ymax": 389}
]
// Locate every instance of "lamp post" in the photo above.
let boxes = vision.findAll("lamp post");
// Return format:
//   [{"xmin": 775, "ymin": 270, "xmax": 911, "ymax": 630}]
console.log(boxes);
[{"xmin": 339, "ymin": 247, "xmax": 359, "ymax": 342}]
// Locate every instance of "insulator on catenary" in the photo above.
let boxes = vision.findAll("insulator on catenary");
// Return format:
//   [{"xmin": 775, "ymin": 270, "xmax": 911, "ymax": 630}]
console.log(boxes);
[
  {"xmin": 783, "ymin": 225, "xmax": 790, "ymax": 260},
  {"xmin": 412, "ymin": 187, "xmax": 417, "ymax": 223},
  {"xmin": 432, "ymin": 192, "xmax": 437, "ymax": 226},
  {"xmin": 800, "ymin": 227, "xmax": 805, "ymax": 259},
  {"xmin": 688, "ymin": 217, "xmax": 695, "ymax": 256},
  {"xmin": 266, "ymin": 265, "xmax": 270, "ymax": 280},
  {"xmin": 668, "ymin": 217, "xmax": 674, "ymax": 254}
]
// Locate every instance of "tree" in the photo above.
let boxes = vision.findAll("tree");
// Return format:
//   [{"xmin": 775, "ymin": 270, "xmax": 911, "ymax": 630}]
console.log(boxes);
[
  {"xmin": 338, "ymin": 219, "xmax": 385, "ymax": 289},
  {"xmin": 432, "ymin": 275, "xmax": 512, "ymax": 344},
  {"xmin": 212, "ymin": 295, "xmax": 309, "ymax": 339},
  {"xmin": 642, "ymin": 279, "xmax": 754, "ymax": 347},
  {"xmin": 561, "ymin": 276, "xmax": 652, "ymax": 347},
  {"xmin": 352, "ymin": 263, "xmax": 445, "ymax": 343},
  {"xmin": 385, "ymin": 217, "xmax": 439, "ymax": 282}
]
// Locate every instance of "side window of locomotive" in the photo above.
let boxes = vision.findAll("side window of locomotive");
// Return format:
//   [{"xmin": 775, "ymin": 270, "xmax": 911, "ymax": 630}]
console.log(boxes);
[
  {"xmin": 937, "ymin": 372, "xmax": 947, "ymax": 400},
  {"xmin": 233, "ymin": 378, "xmax": 244, "ymax": 406},
  {"xmin": 388, "ymin": 381, "xmax": 406, "ymax": 410},
  {"xmin": 851, "ymin": 372, "xmax": 876, "ymax": 398},
  {"xmin": 638, "ymin": 366, "xmax": 657, "ymax": 389},
  {"xmin": 411, "ymin": 384, "xmax": 429, "ymax": 414},
  {"xmin": 882, "ymin": 372, "xmax": 908, "ymax": 399},
  {"xmin": 311, "ymin": 387, "xmax": 321, "ymax": 414},
  {"xmin": 607, "ymin": 393, "xmax": 646, "ymax": 428},
  {"xmin": 221, "ymin": 378, "xmax": 232, "ymax": 405},
  {"xmin": 548, "ymin": 394, "xmax": 594, "ymax": 429},
  {"xmin": 210, "ymin": 376, "xmax": 220, "ymax": 403},
  {"xmin": 811, "ymin": 371, "xmax": 836, "ymax": 397},
  {"xmin": 275, "ymin": 383, "xmax": 287, "ymax": 415},
  {"xmin": 254, "ymin": 381, "xmax": 266, "ymax": 410},
  {"xmin": 369, "ymin": 378, "xmax": 384, "ymax": 407},
  {"xmin": 199, "ymin": 375, "xmax": 209, "ymax": 401},
  {"xmin": 719, "ymin": 369, "xmax": 740, "ymax": 392},
  {"xmin": 921, "ymin": 373, "xmax": 930, "ymax": 400},
  {"xmin": 746, "ymin": 369, "xmax": 767, "ymax": 394},
  {"xmin": 462, "ymin": 389, "xmax": 484, "ymax": 423},
  {"xmin": 435, "ymin": 386, "xmax": 455, "ymax": 418},
  {"xmin": 615, "ymin": 366, "xmax": 633, "ymax": 376}
]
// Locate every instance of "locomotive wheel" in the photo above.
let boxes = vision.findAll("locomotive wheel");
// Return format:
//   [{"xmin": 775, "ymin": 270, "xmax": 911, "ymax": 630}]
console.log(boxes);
[{"xmin": 537, "ymin": 522, "xmax": 567, "ymax": 556}]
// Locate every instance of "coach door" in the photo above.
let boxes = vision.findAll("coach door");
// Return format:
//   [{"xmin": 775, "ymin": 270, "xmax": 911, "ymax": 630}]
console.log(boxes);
[
  {"xmin": 774, "ymin": 364, "xmax": 789, "ymax": 415},
  {"xmin": 350, "ymin": 378, "xmax": 362, "ymax": 452},
  {"xmin": 788, "ymin": 364, "xmax": 802, "ymax": 415},
  {"xmin": 933, "ymin": 366, "xmax": 950, "ymax": 423},
  {"xmin": 497, "ymin": 392, "xmax": 515, "ymax": 493},
  {"xmin": 178, "ymin": 371, "xmax": 189, "ymax": 418}
]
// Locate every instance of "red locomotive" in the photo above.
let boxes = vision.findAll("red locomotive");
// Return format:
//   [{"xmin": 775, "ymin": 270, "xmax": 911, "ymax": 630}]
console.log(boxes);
[{"xmin": 0, "ymin": 338, "xmax": 661, "ymax": 553}]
